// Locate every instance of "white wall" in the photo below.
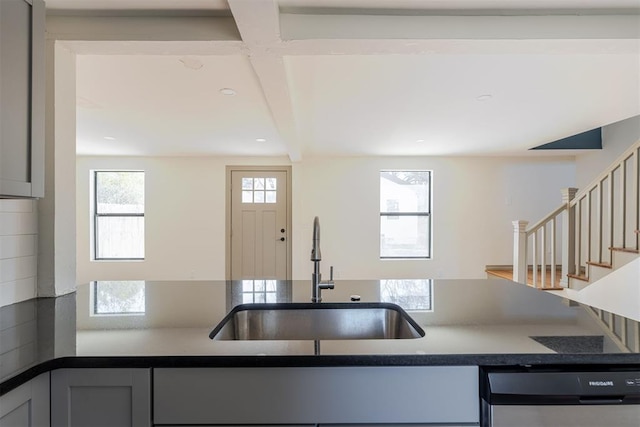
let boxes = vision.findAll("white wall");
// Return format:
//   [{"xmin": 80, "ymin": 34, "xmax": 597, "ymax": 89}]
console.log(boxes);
[
  {"xmin": 293, "ymin": 156, "xmax": 575, "ymax": 280},
  {"xmin": 37, "ymin": 41, "xmax": 77, "ymax": 299},
  {"xmin": 76, "ymin": 154, "xmax": 575, "ymax": 283},
  {"xmin": 575, "ymin": 115, "xmax": 640, "ymax": 190},
  {"xmin": 76, "ymin": 156, "xmax": 290, "ymax": 284},
  {"xmin": 0, "ymin": 200, "xmax": 38, "ymax": 307}
]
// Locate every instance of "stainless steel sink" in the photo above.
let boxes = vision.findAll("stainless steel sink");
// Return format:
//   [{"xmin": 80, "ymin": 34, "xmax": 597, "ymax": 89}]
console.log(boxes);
[{"xmin": 209, "ymin": 302, "xmax": 425, "ymax": 340}]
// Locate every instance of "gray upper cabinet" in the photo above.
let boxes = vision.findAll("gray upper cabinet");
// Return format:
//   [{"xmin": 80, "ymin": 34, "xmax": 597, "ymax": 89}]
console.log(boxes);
[{"xmin": 0, "ymin": 0, "xmax": 45, "ymax": 198}]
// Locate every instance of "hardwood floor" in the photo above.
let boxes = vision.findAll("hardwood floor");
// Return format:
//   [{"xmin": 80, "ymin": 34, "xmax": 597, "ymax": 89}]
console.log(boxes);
[{"xmin": 486, "ymin": 266, "xmax": 563, "ymax": 290}]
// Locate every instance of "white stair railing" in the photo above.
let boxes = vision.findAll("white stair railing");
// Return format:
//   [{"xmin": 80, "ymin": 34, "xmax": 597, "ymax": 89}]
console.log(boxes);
[{"xmin": 513, "ymin": 138, "xmax": 640, "ymax": 289}]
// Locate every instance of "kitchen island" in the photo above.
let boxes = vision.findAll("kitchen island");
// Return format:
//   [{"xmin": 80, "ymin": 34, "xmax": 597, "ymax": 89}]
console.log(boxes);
[
  {"xmin": 2, "ymin": 278, "xmax": 639, "ymax": 425},
  {"xmin": 3, "ymin": 278, "xmax": 640, "ymax": 392}
]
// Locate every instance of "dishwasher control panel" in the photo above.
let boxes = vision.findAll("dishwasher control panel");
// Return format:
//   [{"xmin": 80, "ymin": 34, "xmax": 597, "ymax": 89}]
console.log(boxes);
[{"xmin": 481, "ymin": 368, "xmax": 640, "ymax": 405}]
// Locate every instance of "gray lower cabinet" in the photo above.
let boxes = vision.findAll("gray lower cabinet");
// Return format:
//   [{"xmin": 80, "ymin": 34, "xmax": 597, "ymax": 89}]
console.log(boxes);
[
  {"xmin": 154, "ymin": 366, "xmax": 479, "ymax": 425},
  {"xmin": 0, "ymin": 0, "xmax": 45, "ymax": 198},
  {"xmin": 51, "ymin": 368, "xmax": 151, "ymax": 427},
  {"xmin": 0, "ymin": 372, "xmax": 49, "ymax": 427}
]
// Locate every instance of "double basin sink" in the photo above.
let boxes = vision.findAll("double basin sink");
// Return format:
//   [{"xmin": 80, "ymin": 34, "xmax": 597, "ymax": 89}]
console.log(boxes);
[{"xmin": 209, "ymin": 302, "xmax": 424, "ymax": 341}]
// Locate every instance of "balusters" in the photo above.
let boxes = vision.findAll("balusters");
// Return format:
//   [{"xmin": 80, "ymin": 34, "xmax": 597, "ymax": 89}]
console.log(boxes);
[
  {"xmin": 562, "ymin": 188, "xmax": 577, "ymax": 288},
  {"xmin": 514, "ymin": 142, "xmax": 640, "ymax": 292},
  {"xmin": 635, "ymin": 148, "xmax": 640, "ymax": 251},
  {"xmin": 576, "ymin": 196, "xmax": 583, "ymax": 276},
  {"xmin": 620, "ymin": 160, "xmax": 627, "ymax": 250},
  {"xmin": 532, "ymin": 231, "xmax": 538, "ymax": 288},
  {"xmin": 607, "ymin": 171, "xmax": 614, "ymax": 265},
  {"xmin": 540, "ymin": 224, "xmax": 546, "ymax": 288},
  {"xmin": 584, "ymin": 185, "xmax": 604, "ymax": 265},
  {"xmin": 550, "ymin": 217, "xmax": 556, "ymax": 288}
]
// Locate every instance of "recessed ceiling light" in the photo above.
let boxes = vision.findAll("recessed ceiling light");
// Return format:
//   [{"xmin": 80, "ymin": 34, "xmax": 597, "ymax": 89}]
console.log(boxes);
[
  {"xmin": 256, "ymin": 138, "xmax": 267, "ymax": 142},
  {"xmin": 103, "ymin": 136, "xmax": 116, "ymax": 140},
  {"xmin": 416, "ymin": 139, "xmax": 425, "ymax": 143},
  {"xmin": 476, "ymin": 94, "xmax": 493, "ymax": 102},
  {"xmin": 220, "ymin": 88, "xmax": 236, "ymax": 96}
]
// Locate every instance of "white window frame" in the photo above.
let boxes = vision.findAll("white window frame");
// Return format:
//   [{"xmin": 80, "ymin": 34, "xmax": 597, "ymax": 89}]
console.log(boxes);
[
  {"xmin": 92, "ymin": 170, "xmax": 145, "ymax": 261},
  {"xmin": 380, "ymin": 170, "xmax": 432, "ymax": 259}
]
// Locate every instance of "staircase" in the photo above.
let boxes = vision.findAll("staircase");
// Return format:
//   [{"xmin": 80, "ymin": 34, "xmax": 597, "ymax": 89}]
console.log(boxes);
[
  {"xmin": 486, "ymin": 138, "xmax": 640, "ymax": 351},
  {"xmin": 488, "ymin": 138, "xmax": 640, "ymax": 289}
]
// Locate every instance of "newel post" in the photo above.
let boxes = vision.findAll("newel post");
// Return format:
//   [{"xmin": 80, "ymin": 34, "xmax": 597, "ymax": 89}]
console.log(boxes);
[
  {"xmin": 512, "ymin": 220, "xmax": 529, "ymax": 284},
  {"xmin": 561, "ymin": 187, "xmax": 578, "ymax": 287}
]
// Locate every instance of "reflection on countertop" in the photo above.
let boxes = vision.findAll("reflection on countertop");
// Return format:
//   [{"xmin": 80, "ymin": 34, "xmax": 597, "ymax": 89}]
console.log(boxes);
[
  {"xmin": 0, "ymin": 295, "xmax": 76, "ymax": 384},
  {"xmin": 2, "ymin": 277, "xmax": 638, "ymax": 390},
  {"xmin": 75, "ymin": 278, "xmax": 629, "ymax": 357}
]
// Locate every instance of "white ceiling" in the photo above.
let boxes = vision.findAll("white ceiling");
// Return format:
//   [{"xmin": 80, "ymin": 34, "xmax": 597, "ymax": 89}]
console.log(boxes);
[{"xmin": 47, "ymin": 0, "xmax": 640, "ymax": 159}]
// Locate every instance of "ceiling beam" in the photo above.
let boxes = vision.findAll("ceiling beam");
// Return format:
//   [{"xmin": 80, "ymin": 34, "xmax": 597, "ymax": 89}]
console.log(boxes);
[
  {"xmin": 228, "ymin": 0, "xmax": 302, "ymax": 162},
  {"xmin": 47, "ymin": 15, "xmax": 241, "ymax": 41},
  {"xmin": 280, "ymin": 13, "xmax": 640, "ymax": 41},
  {"xmin": 53, "ymin": 40, "xmax": 244, "ymax": 55},
  {"xmin": 276, "ymin": 38, "xmax": 640, "ymax": 55},
  {"xmin": 47, "ymin": 15, "xmax": 245, "ymax": 55}
]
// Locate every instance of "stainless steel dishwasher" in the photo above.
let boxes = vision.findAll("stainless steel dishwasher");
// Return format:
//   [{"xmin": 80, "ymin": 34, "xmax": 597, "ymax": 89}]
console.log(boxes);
[{"xmin": 480, "ymin": 367, "xmax": 640, "ymax": 427}]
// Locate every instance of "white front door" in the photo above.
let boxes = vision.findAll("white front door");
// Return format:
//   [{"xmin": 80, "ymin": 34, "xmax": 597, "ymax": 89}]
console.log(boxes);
[{"xmin": 229, "ymin": 169, "xmax": 289, "ymax": 280}]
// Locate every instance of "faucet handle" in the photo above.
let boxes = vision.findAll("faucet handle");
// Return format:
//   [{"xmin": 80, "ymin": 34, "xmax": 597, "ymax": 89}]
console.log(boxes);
[{"xmin": 325, "ymin": 266, "xmax": 335, "ymax": 289}]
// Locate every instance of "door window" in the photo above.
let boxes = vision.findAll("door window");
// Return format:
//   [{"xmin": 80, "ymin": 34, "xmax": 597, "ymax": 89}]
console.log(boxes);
[{"xmin": 242, "ymin": 177, "xmax": 277, "ymax": 204}]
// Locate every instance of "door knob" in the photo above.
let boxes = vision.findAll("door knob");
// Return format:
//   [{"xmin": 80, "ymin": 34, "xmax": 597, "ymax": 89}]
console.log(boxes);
[
  {"xmin": 280, "ymin": 237, "xmax": 285, "ymax": 241},
  {"xmin": 280, "ymin": 228, "xmax": 285, "ymax": 233}
]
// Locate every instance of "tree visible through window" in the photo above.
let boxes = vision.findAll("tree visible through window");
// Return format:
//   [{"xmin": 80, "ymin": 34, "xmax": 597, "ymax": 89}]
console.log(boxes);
[
  {"xmin": 94, "ymin": 171, "xmax": 145, "ymax": 260},
  {"xmin": 380, "ymin": 279, "xmax": 433, "ymax": 311},
  {"xmin": 380, "ymin": 171, "xmax": 431, "ymax": 258},
  {"xmin": 93, "ymin": 281, "xmax": 145, "ymax": 315}
]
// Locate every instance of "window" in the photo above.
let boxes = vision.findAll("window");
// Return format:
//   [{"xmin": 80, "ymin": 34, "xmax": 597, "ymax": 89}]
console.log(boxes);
[
  {"xmin": 242, "ymin": 177, "xmax": 277, "ymax": 203},
  {"xmin": 93, "ymin": 171, "xmax": 145, "ymax": 260},
  {"xmin": 92, "ymin": 281, "xmax": 145, "ymax": 316},
  {"xmin": 380, "ymin": 170, "xmax": 431, "ymax": 259}
]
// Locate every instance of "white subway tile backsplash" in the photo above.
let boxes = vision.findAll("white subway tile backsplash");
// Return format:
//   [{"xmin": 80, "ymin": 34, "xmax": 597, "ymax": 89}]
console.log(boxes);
[
  {"xmin": 0, "ymin": 200, "xmax": 38, "ymax": 307},
  {"xmin": 0, "ymin": 235, "xmax": 36, "ymax": 260},
  {"xmin": 0, "ymin": 256, "xmax": 37, "ymax": 283},
  {"xmin": 0, "ymin": 212, "xmax": 38, "ymax": 236},
  {"xmin": 0, "ymin": 199, "xmax": 34, "ymax": 213},
  {"xmin": 0, "ymin": 278, "xmax": 37, "ymax": 309}
]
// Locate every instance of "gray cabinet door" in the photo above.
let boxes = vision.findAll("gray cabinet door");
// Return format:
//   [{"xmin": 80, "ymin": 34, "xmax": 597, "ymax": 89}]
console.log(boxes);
[
  {"xmin": 51, "ymin": 368, "xmax": 151, "ymax": 427},
  {"xmin": 0, "ymin": 0, "xmax": 45, "ymax": 198},
  {"xmin": 0, "ymin": 372, "xmax": 50, "ymax": 427},
  {"xmin": 154, "ymin": 366, "xmax": 479, "ymax": 425}
]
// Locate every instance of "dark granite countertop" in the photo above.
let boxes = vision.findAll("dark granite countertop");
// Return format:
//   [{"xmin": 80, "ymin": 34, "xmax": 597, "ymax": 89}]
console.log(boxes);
[{"xmin": 2, "ymin": 278, "xmax": 639, "ymax": 395}]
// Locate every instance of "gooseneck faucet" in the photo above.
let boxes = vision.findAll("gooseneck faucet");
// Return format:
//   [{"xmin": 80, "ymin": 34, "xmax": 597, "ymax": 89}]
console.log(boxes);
[{"xmin": 311, "ymin": 216, "xmax": 334, "ymax": 302}]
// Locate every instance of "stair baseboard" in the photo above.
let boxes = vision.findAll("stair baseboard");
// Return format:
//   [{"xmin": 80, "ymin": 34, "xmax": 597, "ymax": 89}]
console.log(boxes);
[
  {"xmin": 610, "ymin": 246, "xmax": 640, "ymax": 254},
  {"xmin": 586, "ymin": 261, "xmax": 612, "ymax": 269},
  {"xmin": 567, "ymin": 273, "xmax": 589, "ymax": 282}
]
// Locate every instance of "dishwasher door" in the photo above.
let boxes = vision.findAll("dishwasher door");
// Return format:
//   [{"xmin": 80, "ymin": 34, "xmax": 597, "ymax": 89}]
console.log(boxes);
[
  {"xmin": 488, "ymin": 403, "xmax": 640, "ymax": 427},
  {"xmin": 480, "ymin": 368, "xmax": 640, "ymax": 427}
]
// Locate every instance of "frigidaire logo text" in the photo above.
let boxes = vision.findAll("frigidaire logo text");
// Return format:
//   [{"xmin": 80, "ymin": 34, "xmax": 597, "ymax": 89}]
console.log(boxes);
[{"xmin": 589, "ymin": 381, "xmax": 614, "ymax": 387}]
